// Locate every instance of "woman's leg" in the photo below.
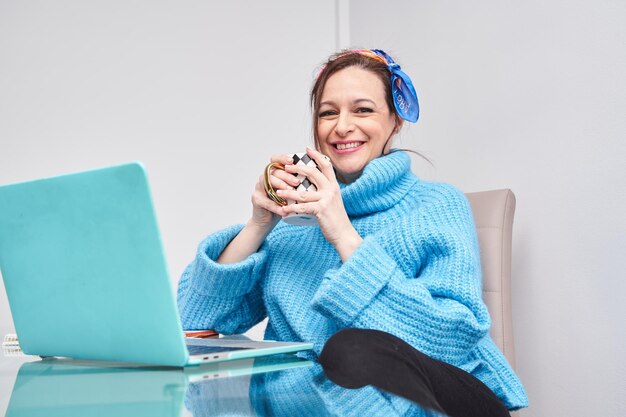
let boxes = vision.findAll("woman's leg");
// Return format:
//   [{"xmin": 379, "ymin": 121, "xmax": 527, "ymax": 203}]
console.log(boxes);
[{"xmin": 319, "ymin": 328, "xmax": 510, "ymax": 417}]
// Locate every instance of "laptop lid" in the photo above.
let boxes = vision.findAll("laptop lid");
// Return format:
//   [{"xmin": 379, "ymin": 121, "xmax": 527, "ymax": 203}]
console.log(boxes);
[{"xmin": 0, "ymin": 163, "xmax": 190, "ymax": 366}]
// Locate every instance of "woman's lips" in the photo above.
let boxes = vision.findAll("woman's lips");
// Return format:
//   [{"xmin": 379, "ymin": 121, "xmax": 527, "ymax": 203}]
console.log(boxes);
[{"xmin": 331, "ymin": 141, "xmax": 365, "ymax": 154}]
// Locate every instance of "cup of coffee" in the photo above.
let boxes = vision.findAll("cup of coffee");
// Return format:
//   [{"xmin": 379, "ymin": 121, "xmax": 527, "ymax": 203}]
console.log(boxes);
[{"xmin": 264, "ymin": 152, "xmax": 319, "ymax": 226}]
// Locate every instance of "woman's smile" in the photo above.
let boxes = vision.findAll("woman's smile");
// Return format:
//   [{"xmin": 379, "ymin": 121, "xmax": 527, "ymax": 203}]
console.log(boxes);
[{"xmin": 331, "ymin": 141, "xmax": 366, "ymax": 153}]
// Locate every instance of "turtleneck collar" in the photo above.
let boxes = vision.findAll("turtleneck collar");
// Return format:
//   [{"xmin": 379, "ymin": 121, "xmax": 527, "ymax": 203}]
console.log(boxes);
[{"xmin": 339, "ymin": 150, "xmax": 418, "ymax": 217}]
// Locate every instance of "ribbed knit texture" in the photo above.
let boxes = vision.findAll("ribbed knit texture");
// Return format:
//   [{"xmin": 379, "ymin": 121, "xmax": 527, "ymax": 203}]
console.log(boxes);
[{"xmin": 177, "ymin": 150, "xmax": 528, "ymax": 411}]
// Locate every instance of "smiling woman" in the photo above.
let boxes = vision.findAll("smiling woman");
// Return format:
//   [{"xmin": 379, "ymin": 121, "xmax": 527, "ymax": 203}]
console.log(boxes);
[{"xmin": 177, "ymin": 49, "xmax": 528, "ymax": 416}]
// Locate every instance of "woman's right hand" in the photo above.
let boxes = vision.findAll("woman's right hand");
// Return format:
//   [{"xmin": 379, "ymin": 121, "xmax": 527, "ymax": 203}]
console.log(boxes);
[
  {"xmin": 249, "ymin": 154, "xmax": 300, "ymax": 233},
  {"xmin": 218, "ymin": 154, "xmax": 299, "ymax": 264}
]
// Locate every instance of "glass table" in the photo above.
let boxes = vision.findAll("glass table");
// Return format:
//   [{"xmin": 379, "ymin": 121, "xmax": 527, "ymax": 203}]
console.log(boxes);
[{"xmin": 0, "ymin": 351, "xmax": 437, "ymax": 417}]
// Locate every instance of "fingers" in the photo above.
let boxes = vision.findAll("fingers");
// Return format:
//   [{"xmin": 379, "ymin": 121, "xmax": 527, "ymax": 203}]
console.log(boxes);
[
  {"xmin": 253, "ymin": 181, "xmax": 285, "ymax": 215},
  {"xmin": 281, "ymin": 201, "xmax": 318, "ymax": 217},
  {"xmin": 285, "ymin": 162, "xmax": 327, "ymax": 189},
  {"xmin": 264, "ymin": 154, "xmax": 300, "ymax": 190},
  {"xmin": 276, "ymin": 189, "xmax": 321, "ymax": 204},
  {"xmin": 255, "ymin": 175, "xmax": 286, "ymax": 211},
  {"xmin": 256, "ymin": 196, "xmax": 285, "ymax": 215},
  {"xmin": 305, "ymin": 147, "xmax": 336, "ymax": 183},
  {"xmin": 265, "ymin": 167, "xmax": 300, "ymax": 191},
  {"xmin": 254, "ymin": 151, "xmax": 335, "ymax": 221},
  {"xmin": 270, "ymin": 154, "xmax": 294, "ymax": 166},
  {"xmin": 283, "ymin": 147, "xmax": 335, "ymax": 188}
]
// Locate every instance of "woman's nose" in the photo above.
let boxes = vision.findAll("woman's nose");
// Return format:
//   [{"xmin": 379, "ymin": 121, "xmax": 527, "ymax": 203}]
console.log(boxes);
[{"xmin": 335, "ymin": 113, "xmax": 355, "ymax": 137}]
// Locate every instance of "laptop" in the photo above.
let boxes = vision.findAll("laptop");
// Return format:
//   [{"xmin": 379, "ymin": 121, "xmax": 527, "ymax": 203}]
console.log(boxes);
[
  {"xmin": 5, "ymin": 355, "xmax": 313, "ymax": 417},
  {"xmin": 0, "ymin": 162, "xmax": 313, "ymax": 366}
]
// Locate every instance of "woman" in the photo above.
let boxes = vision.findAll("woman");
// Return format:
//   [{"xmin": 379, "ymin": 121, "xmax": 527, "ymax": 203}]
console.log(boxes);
[{"xmin": 177, "ymin": 49, "xmax": 528, "ymax": 415}]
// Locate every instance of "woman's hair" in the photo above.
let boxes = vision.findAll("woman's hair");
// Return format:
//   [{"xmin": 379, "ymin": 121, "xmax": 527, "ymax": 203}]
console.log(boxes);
[{"xmin": 310, "ymin": 51, "xmax": 397, "ymax": 150}]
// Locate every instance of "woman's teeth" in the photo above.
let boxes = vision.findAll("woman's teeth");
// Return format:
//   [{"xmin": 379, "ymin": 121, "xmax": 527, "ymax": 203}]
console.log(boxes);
[{"xmin": 335, "ymin": 142, "xmax": 361, "ymax": 150}]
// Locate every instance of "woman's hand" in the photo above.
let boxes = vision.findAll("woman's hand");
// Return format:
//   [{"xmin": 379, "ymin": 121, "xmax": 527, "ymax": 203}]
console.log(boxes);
[
  {"xmin": 217, "ymin": 154, "xmax": 298, "ymax": 264},
  {"xmin": 249, "ymin": 153, "xmax": 299, "ymax": 232},
  {"xmin": 276, "ymin": 147, "xmax": 363, "ymax": 261}
]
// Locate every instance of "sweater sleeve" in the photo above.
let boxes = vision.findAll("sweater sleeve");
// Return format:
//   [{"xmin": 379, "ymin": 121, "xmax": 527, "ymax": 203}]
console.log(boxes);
[
  {"xmin": 311, "ymin": 185, "xmax": 490, "ymax": 366},
  {"xmin": 176, "ymin": 224, "xmax": 268, "ymax": 334}
]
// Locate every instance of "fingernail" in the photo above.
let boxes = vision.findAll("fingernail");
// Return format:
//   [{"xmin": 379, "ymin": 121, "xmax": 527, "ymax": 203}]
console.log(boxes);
[{"xmin": 276, "ymin": 189, "xmax": 283, "ymax": 194}]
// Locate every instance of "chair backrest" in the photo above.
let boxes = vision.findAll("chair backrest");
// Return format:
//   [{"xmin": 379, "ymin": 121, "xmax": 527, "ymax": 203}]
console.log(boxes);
[{"xmin": 465, "ymin": 189, "xmax": 517, "ymax": 370}]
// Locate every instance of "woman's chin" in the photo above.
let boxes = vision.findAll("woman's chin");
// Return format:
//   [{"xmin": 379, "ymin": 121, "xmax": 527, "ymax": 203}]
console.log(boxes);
[{"xmin": 334, "ymin": 166, "xmax": 365, "ymax": 184}]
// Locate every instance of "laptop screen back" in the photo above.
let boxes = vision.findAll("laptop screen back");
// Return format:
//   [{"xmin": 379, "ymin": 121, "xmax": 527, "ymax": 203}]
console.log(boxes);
[{"xmin": 0, "ymin": 163, "xmax": 189, "ymax": 366}]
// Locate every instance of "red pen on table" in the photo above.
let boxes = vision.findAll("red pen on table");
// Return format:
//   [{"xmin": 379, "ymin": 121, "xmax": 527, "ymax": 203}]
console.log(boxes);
[{"xmin": 184, "ymin": 330, "xmax": 219, "ymax": 339}]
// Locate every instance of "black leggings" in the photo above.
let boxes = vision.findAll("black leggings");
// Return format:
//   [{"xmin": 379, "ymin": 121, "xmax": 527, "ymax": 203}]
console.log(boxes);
[{"xmin": 319, "ymin": 328, "xmax": 510, "ymax": 417}]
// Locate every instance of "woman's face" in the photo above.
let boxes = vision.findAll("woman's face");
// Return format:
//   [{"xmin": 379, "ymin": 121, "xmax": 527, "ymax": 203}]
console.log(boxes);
[{"xmin": 316, "ymin": 66, "xmax": 400, "ymax": 183}]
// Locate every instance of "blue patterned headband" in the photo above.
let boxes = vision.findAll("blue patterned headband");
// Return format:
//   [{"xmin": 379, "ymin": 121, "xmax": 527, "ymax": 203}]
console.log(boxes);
[{"xmin": 323, "ymin": 49, "xmax": 420, "ymax": 123}]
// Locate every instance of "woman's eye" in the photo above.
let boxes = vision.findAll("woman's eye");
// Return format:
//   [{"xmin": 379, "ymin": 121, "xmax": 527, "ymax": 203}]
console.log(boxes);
[
  {"xmin": 355, "ymin": 107, "xmax": 374, "ymax": 113},
  {"xmin": 319, "ymin": 110, "xmax": 337, "ymax": 117}
]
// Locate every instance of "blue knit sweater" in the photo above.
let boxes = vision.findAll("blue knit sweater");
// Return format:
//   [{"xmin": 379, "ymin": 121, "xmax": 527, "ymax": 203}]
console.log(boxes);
[{"xmin": 177, "ymin": 150, "xmax": 528, "ymax": 410}]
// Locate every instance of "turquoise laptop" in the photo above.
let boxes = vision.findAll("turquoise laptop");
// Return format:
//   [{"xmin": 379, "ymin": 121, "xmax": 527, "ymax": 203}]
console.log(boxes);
[{"xmin": 0, "ymin": 163, "xmax": 313, "ymax": 366}]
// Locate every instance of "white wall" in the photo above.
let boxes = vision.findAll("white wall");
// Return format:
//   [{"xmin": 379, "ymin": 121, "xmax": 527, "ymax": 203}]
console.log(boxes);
[
  {"xmin": 0, "ymin": 1, "xmax": 337, "ymax": 340},
  {"xmin": 350, "ymin": 1, "xmax": 626, "ymax": 416}
]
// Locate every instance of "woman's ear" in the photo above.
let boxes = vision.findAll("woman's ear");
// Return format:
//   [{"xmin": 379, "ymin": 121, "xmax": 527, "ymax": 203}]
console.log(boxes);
[{"xmin": 394, "ymin": 117, "xmax": 405, "ymax": 134}]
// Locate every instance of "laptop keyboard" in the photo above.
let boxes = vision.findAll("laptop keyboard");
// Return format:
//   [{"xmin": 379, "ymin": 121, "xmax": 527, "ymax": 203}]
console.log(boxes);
[{"xmin": 186, "ymin": 344, "xmax": 252, "ymax": 356}]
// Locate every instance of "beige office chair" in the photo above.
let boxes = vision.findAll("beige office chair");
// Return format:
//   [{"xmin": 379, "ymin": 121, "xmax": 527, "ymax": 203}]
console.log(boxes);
[{"xmin": 466, "ymin": 189, "xmax": 521, "ymax": 416}]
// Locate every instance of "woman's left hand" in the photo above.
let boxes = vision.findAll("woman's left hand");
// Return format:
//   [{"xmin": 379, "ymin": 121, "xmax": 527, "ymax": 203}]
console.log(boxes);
[{"xmin": 276, "ymin": 147, "xmax": 363, "ymax": 261}]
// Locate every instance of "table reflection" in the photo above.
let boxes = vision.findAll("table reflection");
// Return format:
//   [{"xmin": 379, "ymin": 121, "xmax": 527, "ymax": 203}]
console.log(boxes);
[{"xmin": 5, "ymin": 356, "xmax": 439, "ymax": 417}]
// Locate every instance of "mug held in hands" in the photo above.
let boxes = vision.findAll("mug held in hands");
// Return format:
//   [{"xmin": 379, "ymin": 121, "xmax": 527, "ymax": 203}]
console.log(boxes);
[
  {"xmin": 284, "ymin": 152, "xmax": 319, "ymax": 226},
  {"xmin": 264, "ymin": 152, "xmax": 319, "ymax": 226}
]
